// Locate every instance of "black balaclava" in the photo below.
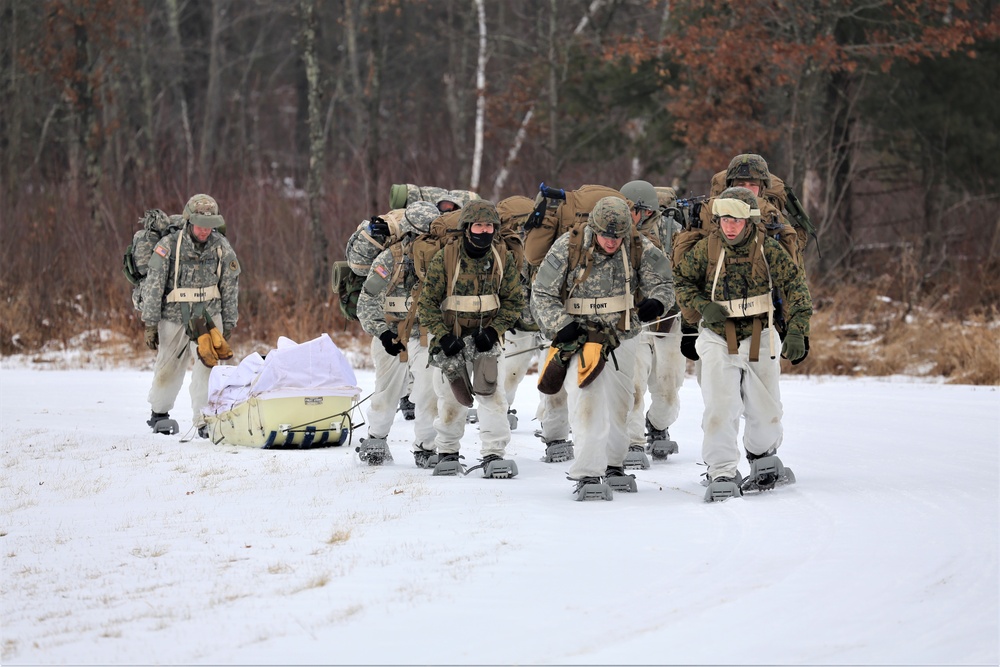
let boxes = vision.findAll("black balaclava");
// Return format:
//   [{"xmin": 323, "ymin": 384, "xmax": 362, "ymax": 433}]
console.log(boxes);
[{"xmin": 464, "ymin": 228, "xmax": 494, "ymax": 258}]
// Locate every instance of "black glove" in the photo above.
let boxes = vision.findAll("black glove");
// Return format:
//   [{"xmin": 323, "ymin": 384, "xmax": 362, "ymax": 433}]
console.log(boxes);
[
  {"xmin": 379, "ymin": 330, "xmax": 406, "ymax": 356},
  {"xmin": 438, "ymin": 333, "xmax": 465, "ymax": 357},
  {"xmin": 790, "ymin": 336, "xmax": 809, "ymax": 365},
  {"xmin": 368, "ymin": 217, "xmax": 390, "ymax": 238},
  {"xmin": 553, "ymin": 321, "xmax": 583, "ymax": 344},
  {"xmin": 144, "ymin": 324, "xmax": 159, "ymax": 350},
  {"xmin": 474, "ymin": 326, "xmax": 499, "ymax": 352},
  {"xmin": 637, "ymin": 298, "xmax": 664, "ymax": 323},
  {"xmin": 680, "ymin": 324, "xmax": 699, "ymax": 361}
]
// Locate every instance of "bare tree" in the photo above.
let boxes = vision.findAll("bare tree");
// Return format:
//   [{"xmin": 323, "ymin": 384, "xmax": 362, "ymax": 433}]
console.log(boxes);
[
  {"xmin": 300, "ymin": 0, "xmax": 329, "ymax": 290},
  {"xmin": 470, "ymin": 0, "xmax": 487, "ymax": 192}
]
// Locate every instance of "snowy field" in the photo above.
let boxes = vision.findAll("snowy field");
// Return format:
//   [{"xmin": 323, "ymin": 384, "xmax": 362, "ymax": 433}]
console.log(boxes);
[{"xmin": 1, "ymin": 360, "xmax": 997, "ymax": 665}]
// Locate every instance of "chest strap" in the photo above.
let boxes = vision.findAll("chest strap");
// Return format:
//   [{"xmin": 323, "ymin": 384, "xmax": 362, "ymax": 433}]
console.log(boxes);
[{"xmin": 710, "ymin": 243, "xmax": 775, "ymax": 361}]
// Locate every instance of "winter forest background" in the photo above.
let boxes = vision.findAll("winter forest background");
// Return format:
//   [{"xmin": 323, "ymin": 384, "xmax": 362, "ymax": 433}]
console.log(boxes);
[{"xmin": 1, "ymin": 0, "xmax": 998, "ymax": 383}]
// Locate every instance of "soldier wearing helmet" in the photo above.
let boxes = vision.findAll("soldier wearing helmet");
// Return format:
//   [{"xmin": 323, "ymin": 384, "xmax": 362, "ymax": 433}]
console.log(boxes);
[
  {"xmin": 620, "ymin": 180, "xmax": 687, "ymax": 468},
  {"xmin": 530, "ymin": 195, "xmax": 675, "ymax": 500},
  {"xmin": 355, "ymin": 200, "xmax": 443, "ymax": 468},
  {"xmin": 417, "ymin": 200, "xmax": 524, "ymax": 478},
  {"xmin": 674, "ymin": 186, "xmax": 812, "ymax": 502},
  {"xmin": 141, "ymin": 194, "xmax": 241, "ymax": 438}
]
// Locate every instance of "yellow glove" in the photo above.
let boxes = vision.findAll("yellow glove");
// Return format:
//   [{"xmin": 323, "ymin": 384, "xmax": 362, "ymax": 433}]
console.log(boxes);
[
  {"xmin": 189, "ymin": 317, "xmax": 218, "ymax": 368},
  {"xmin": 577, "ymin": 341, "xmax": 606, "ymax": 388},
  {"xmin": 209, "ymin": 327, "xmax": 233, "ymax": 360}
]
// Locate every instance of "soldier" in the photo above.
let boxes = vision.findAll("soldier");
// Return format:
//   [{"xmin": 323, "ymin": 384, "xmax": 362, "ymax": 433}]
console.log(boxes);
[
  {"xmin": 142, "ymin": 194, "xmax": 240, "ymax": 438},
  {"xmin": 417, "ymin": 200, "xmax": 524, "ymax": 478},
  {"xmin": 620, "ymin": 180, "xmax": 686, "ymax": 468},
  {"xmin": 674, "ymin": 187, "xmax": 812, "ymax": 502},
  {"xmin": 531, "ymin": 196, "xmax": 674, "ymax": 500},
  {"xmin": 355, "ymin": 201, "xmax": 441, "ymax": 467}
]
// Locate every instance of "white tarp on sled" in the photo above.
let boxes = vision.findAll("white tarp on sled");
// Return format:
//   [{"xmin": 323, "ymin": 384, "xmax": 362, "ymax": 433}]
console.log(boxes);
[{"xmin": 203, "ymin": 334, "xmax": 361, "ymax": 448}]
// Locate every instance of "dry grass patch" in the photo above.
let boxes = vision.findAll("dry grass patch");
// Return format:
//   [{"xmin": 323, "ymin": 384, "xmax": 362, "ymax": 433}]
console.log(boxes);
[{"xmin": 327, "ymin": 528, "xmax": 352, "ymax": 545}]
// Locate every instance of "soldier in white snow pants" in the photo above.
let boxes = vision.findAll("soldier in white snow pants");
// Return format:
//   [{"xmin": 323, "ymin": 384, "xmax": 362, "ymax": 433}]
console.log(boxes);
[{"xmin": 148, "ymin": 319, "xmax": 212, "ymax": 422}]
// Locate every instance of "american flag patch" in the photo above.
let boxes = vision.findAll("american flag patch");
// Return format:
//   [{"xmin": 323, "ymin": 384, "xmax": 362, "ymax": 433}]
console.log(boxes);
[
  {"xmin": 154, "ymin": 246, "xmax": 168, "ymax": 258},
  {"xmin": 375, "ymin": 265, "xmax": 389, "ymax": 279}
]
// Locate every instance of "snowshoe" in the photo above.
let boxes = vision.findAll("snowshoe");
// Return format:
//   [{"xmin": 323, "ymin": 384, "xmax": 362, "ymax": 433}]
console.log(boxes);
[
  {"xmin": 197, "ymin": 424, "xmax": 210, "ymax": 439},
  {"xmin": 466, "ymin": 408, "xmax": 478, "ymax": 424},
  {"xmin": 432, "ymin": 452, "xmax": 465, "ymax": 476},
  {"xmin": 645, "ymin": 417, "xmax": 678, "ymax": 460},
  {"xmin": 623, "ymin": 444, "xmax": 651, "ymax": 470},
  {"xmin": 413, "ymin": 447, "xmax": 439, "ymax": 469},
  {"xmin": 542, "ymin": 438, "xmax": 574, "ymax": 463},
  {"xmin": 605, "ymin": 466, "xmax": 637, "ymax": 493},
  {"xmin": 356, "ymin": 436, "xmax": 393, "ymax": 466},
  {"xmin": 147, "ymin": 411, "xmax": 179, "ymax": 435},
  {"xmin": 506, "ymin": 408, "xmax": 518, "ymax": 431},
  {"xmin": 572, "ymin": 476, "xmax": 613, "ymax": 501},
  {"xmin": 398, "ymin": 395, "xmax": 416, "ymax": 421},
  {"xmin": 704, "ymin": 474, "xmax": 743, "ymax": 502},
  {"xmin": 465, "ymin": 454, "xmax": 518, "ymax": 479},
  {"xmin": 741, "ymin": 453, "xmax": 795, "ymax": 493}
]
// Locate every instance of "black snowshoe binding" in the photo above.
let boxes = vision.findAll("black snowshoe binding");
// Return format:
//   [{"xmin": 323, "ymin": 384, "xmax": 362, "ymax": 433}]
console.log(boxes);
[
  {"xmin": 432, "ymin": 452, "xmax": 465, "ymax": 476},
  {"xmin": 356, "ymin": 436, "xmax": 393, "ymax": 466},
  {"xmin": 147, "ymin": 411, "xmax": 179, "ymax": 435},
  {"xmin": 704, "ymin": 472, "xmax": 744, "ymax": 502},
  {"xmin": 398, "ymin": 395, "xmax": 416, "ymax": 421},
  {"xmin": 741, "ymin": 451, "xmax": 796, "ymax": 493},
  {"xmin": 645, "ymin": 417, "xmax": 678, "ymax": 460},
  {"xmin": 605, "ymin": 466, "xmax": 638, "ymax": 493},
  {"xmin": 571, "ymin": 475, "xmax": 613, "ymax": 501},
  {"xmin": 413, "ymin": 447, "xmax": 439, "ymax": 469},
  {"xmin": 465, "ymin": 454, "xmax": 518, "ymax": 479},
  {"xmin": 197, "ymin": 424, "xmax": 210, "ymax": 440},
  {"xmin": 623, "ymin": 444, "xmax": 651, "ymax": 470},
  {"xmin": 541, "ymin": 438, "xmax": 574, "ymax": 463},
  {"xmin": 466, "ymin": 408, "xmax": 478, "ymax": 424},
  {"xmin": 506, "ymin": 408, "xmax": 517, "ymax": 430}
]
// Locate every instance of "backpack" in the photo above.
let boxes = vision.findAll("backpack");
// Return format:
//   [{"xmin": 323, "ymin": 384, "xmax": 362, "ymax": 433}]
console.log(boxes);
[
  {"xmin": 523, "ymin": 185, "xmax": 626, "ymax": 266},
  {"xmin": 710, "ymin": 169, "xmax": 817, "ymax": 250},
  {"xmin": 123, "ymin": 209, "xmax": 181, "ymax": 311},
  {"xmin": 411, "ymin": 209, "xmax": 523, "ymax": 283},
  {"xmin": 331, "ymin": 261, "xmax": 365, "ymax": 322},
  {"xmin": 333, "ymin": 209, "xmax": 411, "ymax": 322}
]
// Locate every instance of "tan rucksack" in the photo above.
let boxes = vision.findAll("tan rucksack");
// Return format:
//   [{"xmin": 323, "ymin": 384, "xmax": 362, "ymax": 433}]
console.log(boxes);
[{"xmin": 523, "ymin": 185, "xmax": 626, "ymax": 266}]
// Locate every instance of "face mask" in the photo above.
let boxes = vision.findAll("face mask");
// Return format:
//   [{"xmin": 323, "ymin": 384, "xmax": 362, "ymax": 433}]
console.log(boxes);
[{"xmin": 467, "ymin": 230, "xmax": 494, "ymax": 249}]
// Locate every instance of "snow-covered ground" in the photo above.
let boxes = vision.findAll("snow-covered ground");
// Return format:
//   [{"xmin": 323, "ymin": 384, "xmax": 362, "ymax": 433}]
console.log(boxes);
[{"xmin": 1, "ymin": 358, "xmax": 997, "ymax": 665}]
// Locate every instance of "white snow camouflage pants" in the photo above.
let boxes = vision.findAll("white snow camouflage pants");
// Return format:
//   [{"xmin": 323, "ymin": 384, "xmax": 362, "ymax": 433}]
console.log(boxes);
[
  {"xmin": 366, "ymin": 336, "xmax": 437, "ymax": 451},
  {"xmin": 431, "ymin": 342, "xmax": 511, "ymax": 458},
  {"xmin": 627, "ymin": 319, "xmax": 686, "ymax": 448},
  {"xmin": 696, "ymin": 326, "xmax": 784, "ymax": 480},
  {"xmin": 566, "ymin": 336, "xmax": 638, "ymax": 480},
  {"xmin": 147, "ymin": 319, "xmax": 213, "ymax": 426},
  {"xmin": 503, "ymin": 329, "xmax": 570, "ymax": 442}
]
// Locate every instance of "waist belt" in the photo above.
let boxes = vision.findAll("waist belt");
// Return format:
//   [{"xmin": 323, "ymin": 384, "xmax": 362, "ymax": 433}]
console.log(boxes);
[
  {"xmin": 713, "ymin": 293, "xmax": 771, "ymax": 318},
  {"xmin": 564, "ymin": 294, "xmax": 633, "ymax": 316},
  {"xmin": 166, "ymin": 285, "xmax": 221, "ymax": 303},
  {"xmin": 440, "ymin": 294, "xmax": 500, "ymax": 312}
]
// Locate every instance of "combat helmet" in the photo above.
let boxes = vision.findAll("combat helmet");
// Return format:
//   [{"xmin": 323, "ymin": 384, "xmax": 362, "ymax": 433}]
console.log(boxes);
[
  {"xmin": 712, "ymin": 186, "xmax": 761, "ymax": 225},
  {"xmin": 619, "ymin": 180, "xmax": 659, "ymax": 219},
  {"xmin": 654, "ymin": 186, "xmax": 678, "ymax": 211},
  {"xmin": 588, "ymin": 196, "xmax": 632, "ymax": 239},
  {"xmin": 403, "ymin": 201, "xmax": 439, "ymax": 236},
  {"xmin": 458, "ymin": 199, "xmax": 500, "ymax": 229},
  {"xmin": 182, "ymin": 194, "xmax": 225, "ymax": 229},
  {"xmin": 725, "ymin": 154, "xmax": 771, "ymax": 189}
]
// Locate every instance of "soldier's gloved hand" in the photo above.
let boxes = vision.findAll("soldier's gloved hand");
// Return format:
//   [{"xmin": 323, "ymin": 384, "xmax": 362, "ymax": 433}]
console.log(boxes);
[
  {"xmin": 637, "ymin": 298, "xmax": 665, "ymax": 322},
  {"xmin": 144, "ymin": 324, "xmax": 159, "ymax": 350},
  {"xmin": 553, "ymin": 321, "xmax": 583, "ymax": 344},
  {"xmin": 368, "ymin": 217, "xmax": 391, "ymax": 239},
  {"xmin": 379, "ymin": 330, "xmax": 406, "ymax": 356},
  {"xmin": 788, "ymin": 334, "xmax": 809, "ymax": 365},
  {"xmin": 700, "ymin": 302, "xmax": 729, "ymax": 324},
  {"xmin": 222, "ymin": 325, "xmax": 233, "ymax": 341},
  {"xmin": 680, "ymin": 324, "xmax": 699, "ymax": 361},
  {"xmin": 438, "ymin": 333, "xmax": 465, "ymax": 357},
  {"xmin": 781, "ymin": 331, "xmax": 806, "ymax": 362},
  {"xmin": 473, "ymin": 327, "xmax": 499, "ymax": 352}
]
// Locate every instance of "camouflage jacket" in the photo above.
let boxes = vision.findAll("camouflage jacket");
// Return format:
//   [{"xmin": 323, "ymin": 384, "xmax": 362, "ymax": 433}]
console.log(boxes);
[
  {"xmin": 635, "ymin": 210, "xmax": 677, "ymax": 256},
  {"xmin": 142, "ymin": 228, "xmax": 240, "ymax": 328},
  {"xmin": 357, "ymin": 238, "xmax": 420, "ymax": 339},
  {"xmin": 531, "ymin": 227, "xmax": 675, "ymax": 342},
  {"xmin": 418, "ymin": 241, "xmax": 523, "ymax": 348},
  {"xmin": 674, "ymin": 229, "xmax": 811, "ymax": 339}
]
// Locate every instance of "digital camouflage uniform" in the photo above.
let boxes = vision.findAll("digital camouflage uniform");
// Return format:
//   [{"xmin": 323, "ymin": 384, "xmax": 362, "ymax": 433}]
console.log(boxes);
[
  {"xmin": 418, "ymin": 201, "xmax": 523, "ymax": 459},
  {"xmin": 356, "ymin": 202, "xmax": 441, "ymax": 460},
  {"xmin": 674, "ymin": 188, "xmax": 812, "ymax": 482},
  {"xmin": 142, "ymin": 194, "xmax": 240, "ymax": 429},
  {"xmin": 531, "ymin": 197, "xmax": 674, "ymax": 482}
]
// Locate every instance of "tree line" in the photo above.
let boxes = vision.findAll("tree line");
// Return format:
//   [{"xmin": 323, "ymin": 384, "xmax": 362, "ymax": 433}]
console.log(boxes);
[{"xmin": 1, "ymin": 0, "xmax": 998, "ymax": 353}]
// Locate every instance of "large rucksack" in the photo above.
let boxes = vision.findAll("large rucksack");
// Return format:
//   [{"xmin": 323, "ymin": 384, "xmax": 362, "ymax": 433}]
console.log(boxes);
[
  {"xmin": 123, "ymin": 209, "xmax": 181, "ymax": 311},
  {"xmin": 333, "ymin": 209, "xmax": 410, "ymax": 322},
  {"xmin": 710, "ymin": 170, "xmax": 817, "ymax": 251},
  {"xmin": 523, "ymin": 184, "xmax": 626, "ymax": 266}
]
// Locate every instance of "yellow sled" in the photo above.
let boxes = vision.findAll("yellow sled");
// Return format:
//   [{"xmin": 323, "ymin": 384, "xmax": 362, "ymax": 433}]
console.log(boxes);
[{"xmin": 204, "ymin": 394, "xmax": 354, "ymax": 449}]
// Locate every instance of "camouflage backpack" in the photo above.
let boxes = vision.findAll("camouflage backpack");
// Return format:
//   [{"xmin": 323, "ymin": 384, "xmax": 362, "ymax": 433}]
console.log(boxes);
[
  {"xmin": 333, "ymin": 209, "xmax": 411, "ymax": 322},
  {"xmin": 123, "ymin": 209, "xmax": 182, "ymax": 311},
  {"xmin": 710, "ymin": 168, "xmax": 816, "ymax": 253},
  {"xmin": 522, "ymin": 184, "xmax": 626, "ymax": 266}
]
